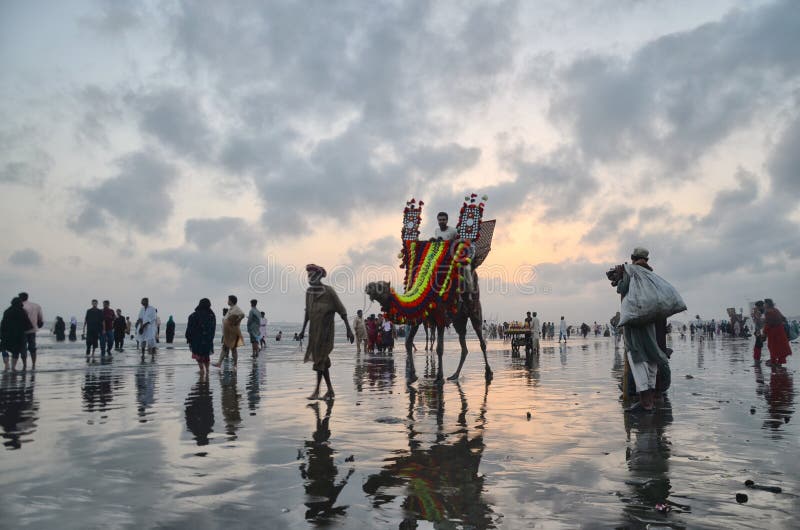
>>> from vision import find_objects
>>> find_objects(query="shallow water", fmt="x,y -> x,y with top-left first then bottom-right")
1,330 -> 797,529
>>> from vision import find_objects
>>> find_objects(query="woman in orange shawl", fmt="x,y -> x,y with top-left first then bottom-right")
763,298 -> 792,366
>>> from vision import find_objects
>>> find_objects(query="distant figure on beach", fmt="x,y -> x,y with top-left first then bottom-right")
113,309 -> 126,352
215,295 -> 244,369
53,316 -> 66,342
298,264 -> 354,401
1,297 -> 33,370
83,299 -> 103,357
559,317 -> 567,343
19,292 -> 43,370
763,298 -> 792,366
126,316 -> 132,339
366,315 -> 378,353
165,315 -> 175,344
69,316 -> 78,341
259,311 -> 268,350
247,299 -> 261,358
136,297 -> 158,357
155,310 -> 161,343
101,300 -> 115,356
276,330 -> 283,341
530,312 -> 540,355
353,310 -> 367,354
186,298 -> 216,377
752,301 -> 765,361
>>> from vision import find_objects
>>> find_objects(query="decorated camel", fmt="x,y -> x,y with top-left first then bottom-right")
365,196 -> 495,383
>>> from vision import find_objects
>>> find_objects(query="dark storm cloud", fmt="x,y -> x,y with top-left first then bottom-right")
549,0 -> 800,175
152,216 -> 266,284
132,88 -> 215,161
74,85 -> 122,147
580,206 -> 635,244
484,146 -> 597,221
159,0 -> 517,236
80,0 -> 143,34
69,151 -> 177,235
345,236 -> 398,270
613,169 -> 800,283
767,111 -> 800,199
0,159 -> 50,186
0,128 -> 52,186
8,248 -> 42,267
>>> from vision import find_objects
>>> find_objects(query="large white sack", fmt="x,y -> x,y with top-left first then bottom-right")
619,263 -> 686,326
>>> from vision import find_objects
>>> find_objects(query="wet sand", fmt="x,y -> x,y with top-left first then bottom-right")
1,330 -> 797,529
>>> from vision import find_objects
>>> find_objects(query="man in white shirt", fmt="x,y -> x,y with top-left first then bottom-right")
531,311 -> 541,354
136,297 -> 158,356
431,212 -> 475,298
559,316 -> 568,343
432,211 -> 458,241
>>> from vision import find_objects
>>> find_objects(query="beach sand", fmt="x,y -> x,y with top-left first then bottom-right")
0,328 -> 797,528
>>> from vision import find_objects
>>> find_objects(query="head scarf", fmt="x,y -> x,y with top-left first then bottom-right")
196,298 -> 212,312
306,263 -> 327,278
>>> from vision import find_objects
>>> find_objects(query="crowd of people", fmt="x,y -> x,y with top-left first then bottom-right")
0,253 -> 795,409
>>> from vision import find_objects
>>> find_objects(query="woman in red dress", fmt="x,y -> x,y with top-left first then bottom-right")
763,298 -> 792,365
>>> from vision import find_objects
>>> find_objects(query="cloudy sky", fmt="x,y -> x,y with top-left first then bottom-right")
1,0 -> 798,324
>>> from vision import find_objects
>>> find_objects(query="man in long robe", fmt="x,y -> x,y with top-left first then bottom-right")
616,248 -> 671,413
215,295 -> 244,369
353,309 -> 367,354
298,264 -> 354,400
136,297 -> 158,357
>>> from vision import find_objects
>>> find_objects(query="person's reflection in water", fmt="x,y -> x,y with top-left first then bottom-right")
366,353 -> 396,392
759,365 -> 794,436
83,356 -> 123,414
0,371 -> 38,450
135,358 -> 157,423
560,342 -> 567,366
185,375 -> 214,446
299,400 -> 354,523
363,380 -> 495,528
219,370 -> 242,439
245,359 -> 264,416
621,398 -> 677,526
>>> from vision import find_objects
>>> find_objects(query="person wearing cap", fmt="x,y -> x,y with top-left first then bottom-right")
298,264 -> 354,400
615,247 -> 672,413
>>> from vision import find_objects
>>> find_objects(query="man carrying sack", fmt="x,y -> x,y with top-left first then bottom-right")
608,247 -> 686,413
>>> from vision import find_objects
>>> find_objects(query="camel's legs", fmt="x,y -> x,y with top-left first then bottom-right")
405,323 -> 419,383
435,325 -> 445,384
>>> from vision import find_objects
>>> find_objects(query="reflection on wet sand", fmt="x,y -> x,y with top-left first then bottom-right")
246,360 -> 265,416
354,352 -> 397,393
83,357 -> 124,416
135,360 -> 157,422
219,370 -> 242,439
0,371 -> 38,450
185,378 -> 214,446
363,381 -> 495,528
621,398 -> 679,526
300,400 -> 354,524
755,364 -> 795,436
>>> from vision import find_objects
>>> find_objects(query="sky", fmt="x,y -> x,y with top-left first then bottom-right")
1,0 -> 799,324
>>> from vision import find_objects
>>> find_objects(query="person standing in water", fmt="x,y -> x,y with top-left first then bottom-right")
298,264 -> 354,401
113,309 -> 127,352
165,315 -> 176,344
136,298 -> 158,358
215,295 -> 244,369
186,298 -> 216,377
247,299 -> 261,358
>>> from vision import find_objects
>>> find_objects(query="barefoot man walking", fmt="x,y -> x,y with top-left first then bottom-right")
298,264 -> 354,401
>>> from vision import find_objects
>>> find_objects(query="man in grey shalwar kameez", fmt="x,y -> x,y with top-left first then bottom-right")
298,264 -> 354,401
616,247 -> 671,412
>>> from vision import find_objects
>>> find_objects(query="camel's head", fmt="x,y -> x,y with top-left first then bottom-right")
365,281 -> 392,310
